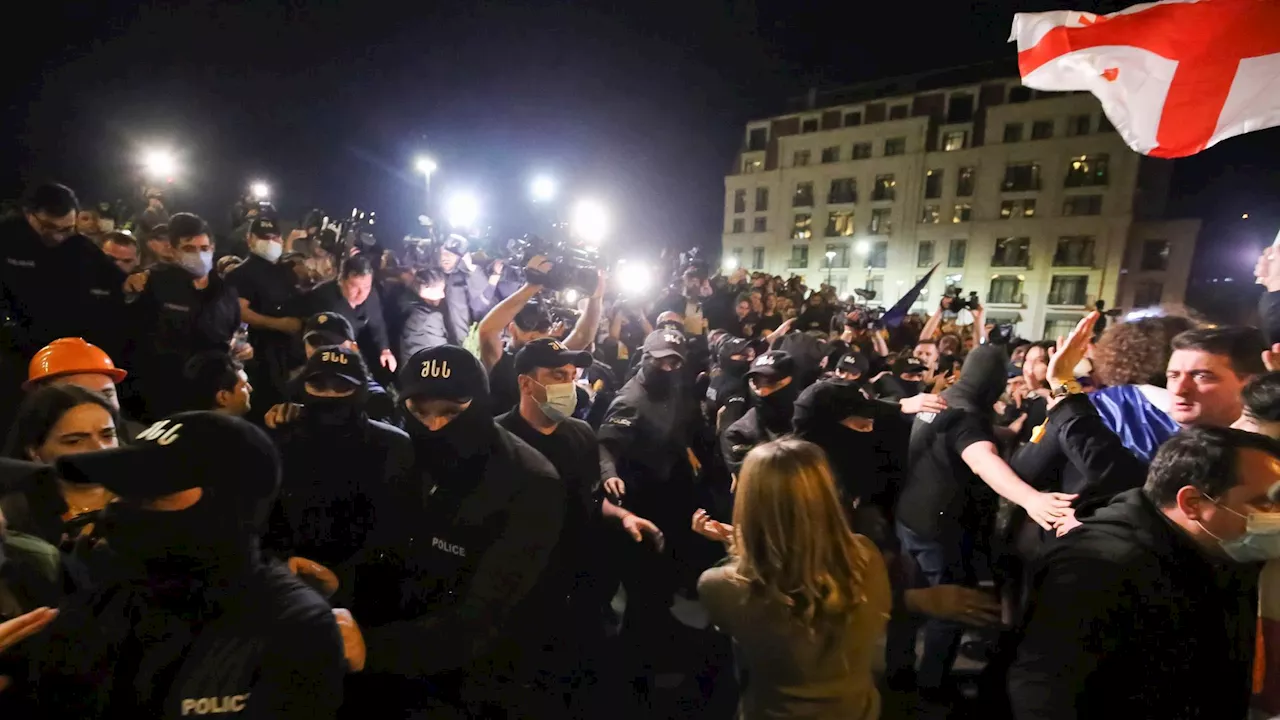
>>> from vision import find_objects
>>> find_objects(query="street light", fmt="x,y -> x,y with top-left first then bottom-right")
250,182 -> 270,201
444,191 -> 480,230
415,156 -> 438,215
141,148 -> 177,180
530,175 -> 557,203
570,199 -> 610,245
825,249 -> 837,285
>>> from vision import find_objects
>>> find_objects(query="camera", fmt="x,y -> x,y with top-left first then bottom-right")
844,304 -> 884,331
942,288 -> 980,312
505,233 -> 600,293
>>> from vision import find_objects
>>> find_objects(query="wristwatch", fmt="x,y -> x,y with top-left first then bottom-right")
1049,380 -> 1083,399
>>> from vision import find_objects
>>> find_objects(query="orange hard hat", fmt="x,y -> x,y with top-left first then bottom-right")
25,338 -> 128,390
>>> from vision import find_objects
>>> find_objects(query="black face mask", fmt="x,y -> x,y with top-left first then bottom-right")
99,492 -> 259,576
721,359 -> 750,378
303,391 -> 367,430
639,362 -> 683,399
754,381 -> 800,433
404,400 -> 496,474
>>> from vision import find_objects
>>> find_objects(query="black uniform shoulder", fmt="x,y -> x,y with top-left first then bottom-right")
724,407 -> 759,440
495,425 -> 560,483
366,417 -> 411,444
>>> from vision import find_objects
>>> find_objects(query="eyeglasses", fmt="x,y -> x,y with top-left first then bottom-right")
31,214 -> 75,238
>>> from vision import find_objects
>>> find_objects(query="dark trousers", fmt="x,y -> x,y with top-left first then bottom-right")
889,522 -> 976,690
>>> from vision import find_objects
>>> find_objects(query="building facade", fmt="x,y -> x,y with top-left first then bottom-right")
721,72 -> 1199,340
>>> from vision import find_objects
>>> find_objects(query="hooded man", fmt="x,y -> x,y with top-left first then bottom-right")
597,329 -> 703,656
721,351 -> 800,476
888,344 -> 1076,699
15,412 -> 345,718
266,346 -> 413,581
347,345 -> 569,717
705,336 -> 754,435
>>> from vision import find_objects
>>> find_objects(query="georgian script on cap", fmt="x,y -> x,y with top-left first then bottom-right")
755,354 -> 776,367
663,331 -> 683,345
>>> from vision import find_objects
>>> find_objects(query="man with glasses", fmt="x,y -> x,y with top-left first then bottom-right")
0,183 -> 126,362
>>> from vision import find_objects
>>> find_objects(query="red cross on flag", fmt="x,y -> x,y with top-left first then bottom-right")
1010,0 -> 1280,158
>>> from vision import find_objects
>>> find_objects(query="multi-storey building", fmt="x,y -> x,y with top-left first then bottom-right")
721,67 -> 1200,339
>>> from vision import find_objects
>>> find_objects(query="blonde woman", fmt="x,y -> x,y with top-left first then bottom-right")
698,438 -> 891,720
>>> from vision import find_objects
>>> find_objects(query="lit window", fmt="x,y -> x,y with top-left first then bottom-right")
792,213 -> 812,240
952,203 -> 972,223
943,131 -> 967,151
920,205 -> 940,224
825,211 -> 856,237
872,175 -> 896,202
869,208 -> 892,235
1065,154 -> 1110,188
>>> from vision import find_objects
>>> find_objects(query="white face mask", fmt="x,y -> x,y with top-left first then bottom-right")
252,239 -> 283,263
177,250 -> 213,278
1200,497 -> 1280,563
534,379 -> 578,424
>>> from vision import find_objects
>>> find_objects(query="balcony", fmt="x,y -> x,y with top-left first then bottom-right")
991,255 -> 1033,269
986,292 -> 1027,307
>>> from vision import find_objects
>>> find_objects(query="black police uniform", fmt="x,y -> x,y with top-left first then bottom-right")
226,253 -> 300,416
0,216 -> 126,361
720,352 -> 801,476
20,412 -> 345,719
348,347 -> 568,717
129,264 -> 241,420
597,330 -> 702,640
267,347 -> 414,577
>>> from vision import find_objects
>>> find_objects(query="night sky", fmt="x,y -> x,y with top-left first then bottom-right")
3,0 -> 1277,287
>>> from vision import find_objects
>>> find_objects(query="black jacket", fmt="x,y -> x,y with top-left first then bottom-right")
267,416 -> 414,574
298,280 -> 391,354
0,217 -> 125,360
1262,289 -> 1280,345
597,373 -> 701,500
1003,488 -> 1259,720
1011,394 -> 1148,512
349,425 -> 566,698
398,301 -> 449,366
721,407 -> 776,477
18,557 -> 345,719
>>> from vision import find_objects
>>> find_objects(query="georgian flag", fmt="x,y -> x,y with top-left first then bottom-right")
1009,0 -> 1280,158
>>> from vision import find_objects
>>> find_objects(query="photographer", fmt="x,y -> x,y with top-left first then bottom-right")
600,299 -> 653,382
653,264 -> 710,337
477,255 -> 602,415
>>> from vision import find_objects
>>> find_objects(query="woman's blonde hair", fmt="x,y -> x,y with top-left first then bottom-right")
731,437 -> 870,628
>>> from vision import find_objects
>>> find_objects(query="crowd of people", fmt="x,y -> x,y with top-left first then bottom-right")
1,180 -> 1280,719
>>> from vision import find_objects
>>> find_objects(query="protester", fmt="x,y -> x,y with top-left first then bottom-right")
396,267 -> 449,364
1165,326 -> 1265,429
1005,426 -> 1280,719
699,437 -> 891,720
1,385 -> 120,547
23,338 -> 128,414
180,351 -> 252,416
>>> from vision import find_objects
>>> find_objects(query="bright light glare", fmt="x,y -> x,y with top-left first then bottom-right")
825,250 -> 837,260
444,192 -> 481,229
563,289 -> 580,305
531,175 -> 557,202
617,262 -> 652,295
855,240 -> 871,256
250,182 -> 270,201
722,255 -> 739,271
142,149 -> 177,178
571,200 -> 610,244
415,157 -> 438,176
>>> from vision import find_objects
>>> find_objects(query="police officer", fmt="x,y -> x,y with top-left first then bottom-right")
347,345 -> 569,717
495,338 -> 663,712
266,346 -> 412,594
705,336 -> 754,435
227,215 -> 302,420
722,351 -> 800,476
597,329 -> 703,656
21,412 -> 346,718
0,183 -> 125,362
124,213 -> 241,420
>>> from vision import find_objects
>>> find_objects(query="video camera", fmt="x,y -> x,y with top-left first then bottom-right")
505,233 -> 600,293
942,287 -> 981,312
